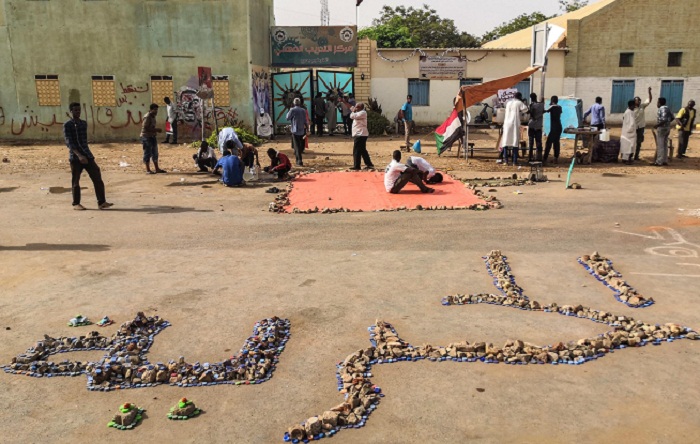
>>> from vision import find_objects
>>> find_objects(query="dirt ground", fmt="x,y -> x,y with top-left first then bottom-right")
1,129 -> 699,443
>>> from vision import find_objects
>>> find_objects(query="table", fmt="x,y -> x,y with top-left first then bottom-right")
564,128 -> 601,165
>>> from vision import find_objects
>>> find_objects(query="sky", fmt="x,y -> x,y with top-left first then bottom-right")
275,0 -> 602,36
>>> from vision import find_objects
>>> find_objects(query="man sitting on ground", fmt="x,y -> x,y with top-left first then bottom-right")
384,150 -> 434,194
240,143 -> 260,170
212,148 -> 244,187
407,156 -> 443,184
192,140 -> 217,172
264,148 -> 292,180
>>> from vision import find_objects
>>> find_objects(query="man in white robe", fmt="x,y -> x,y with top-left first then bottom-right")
256,109 -> 274,139
620,100 -> 637,165
499,92 -> 528,165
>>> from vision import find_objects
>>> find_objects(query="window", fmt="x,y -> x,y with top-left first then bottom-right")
212,75 -> 230,106
408,79 -> 430,106
660,80 -> 684,114
668,52 -> 683,67
611,80 -> 635,113
34,75 -> 61,106
91,75 -> 116,107
151,75 -> 174,106
619,52 -> 634,67
460,78 -> 483,87
515,78 -> 531,100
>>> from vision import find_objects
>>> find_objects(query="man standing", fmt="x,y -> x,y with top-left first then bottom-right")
313,92 -> 326,136
286,98 -> 308,166
499,92 -> 528,165
620,100 -> 637,165
543,95 -> 563,164
527,93 -> 544,161
340,96 -> 352,136
63,103 -> 113,210
140,103 -> 166,174
217,127 -> 243,154
399,95 -> 413,151
674,99 -> 696,159
384,150 -> 434,194
192,140 -> 217,172
212,149 -> 244,187
349,102 -> 374,170
652,97 -> 674,166
163,97 -> 178,144
583,97 -> 606,130
633,87 -> 652,160
325,94 -> 338,136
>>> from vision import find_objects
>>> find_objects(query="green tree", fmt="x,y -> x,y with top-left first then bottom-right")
358,4 -> 479,48
481,12 -> 552,43
559,0 -> 589,13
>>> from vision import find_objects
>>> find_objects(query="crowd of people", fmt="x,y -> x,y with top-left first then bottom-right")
497,88 -> 695,167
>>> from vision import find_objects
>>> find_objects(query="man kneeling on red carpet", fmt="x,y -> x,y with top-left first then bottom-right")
384,150 -> 435,194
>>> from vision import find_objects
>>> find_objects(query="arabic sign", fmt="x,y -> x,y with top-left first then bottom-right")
497,88 -> 519,106
271,26 -> 357,67
419,56 -> 466,80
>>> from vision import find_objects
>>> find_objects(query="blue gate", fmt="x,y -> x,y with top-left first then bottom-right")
271,70 -> 314,128
316,70 -> 354,125
515,78 -> 531,100
661,80 -> 684,114
611,80 -> 635,113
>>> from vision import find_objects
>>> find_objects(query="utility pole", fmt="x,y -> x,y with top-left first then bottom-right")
320,0 -> 330,26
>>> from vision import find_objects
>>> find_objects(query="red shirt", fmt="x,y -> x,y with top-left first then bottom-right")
271,153 -> 291,172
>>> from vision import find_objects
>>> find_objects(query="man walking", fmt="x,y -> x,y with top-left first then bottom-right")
584,97 -> 606,130
163,97 -> 178,144
286,98 -> 308,166
675,99 -> 696,159
633,87 -> 652,160
140,103 -> 166,174
527,93 -> 544,161
652,97 -> 674,166
399,95 -> 413,151
313,92 -> 326,136
63,102 -> 113,210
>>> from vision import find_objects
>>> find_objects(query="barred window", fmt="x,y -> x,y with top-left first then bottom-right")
212,75 -> 230,106
91,75 -> 116,107
35,75 -> 61,106
151,76 -> 174,106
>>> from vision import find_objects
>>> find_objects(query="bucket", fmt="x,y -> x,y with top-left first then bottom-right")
599,129 -> 610,142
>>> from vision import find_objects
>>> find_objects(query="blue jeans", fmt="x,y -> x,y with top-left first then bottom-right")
141,136 -> 158,163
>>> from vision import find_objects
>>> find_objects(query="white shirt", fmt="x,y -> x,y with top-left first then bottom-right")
500,99 -> 528,148
217,127 -> 243,153
634,99 -> 650,129
256,113 -> 273,137
409,156 -> 436,179
166,104 -> 177,123
384,159 -> 407,192
349,110 -> 369,137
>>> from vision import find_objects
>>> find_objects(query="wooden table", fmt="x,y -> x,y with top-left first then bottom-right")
564,128 -> 601,164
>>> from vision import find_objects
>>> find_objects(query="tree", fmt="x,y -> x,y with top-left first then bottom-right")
358,4 -> 480,48
481,12 -> 552,43
559,0 -> 589,13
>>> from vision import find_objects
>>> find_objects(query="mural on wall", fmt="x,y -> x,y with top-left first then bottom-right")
252,68 -> 271,116
177,85 -> 240,135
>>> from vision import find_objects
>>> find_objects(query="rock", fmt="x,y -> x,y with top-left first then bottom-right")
305,416 -> 322,436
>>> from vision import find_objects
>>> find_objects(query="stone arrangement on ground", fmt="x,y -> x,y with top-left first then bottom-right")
167,397 -> 201,420
107,403 -> 144,430
283,250 -> 698,442
3,312 -> 291,391
578,252 -> 654,307
461,175 -> 535,188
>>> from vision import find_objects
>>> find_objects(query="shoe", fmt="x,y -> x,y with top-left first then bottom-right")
155,169 -> 167,173
349,167 -> 361,171
98,202 -> 114,210
365,165 -> 375,169
421,187 -> 435,194
662,162 -> 669,166
73,204 -> 86,211
146,170 -> 156,174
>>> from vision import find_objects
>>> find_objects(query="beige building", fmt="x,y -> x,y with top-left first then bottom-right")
363,0 -> 700,125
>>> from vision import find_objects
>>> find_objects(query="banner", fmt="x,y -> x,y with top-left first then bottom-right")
419,56 -> 467,80
497,88 -> 518,106
271,26 -> 357,67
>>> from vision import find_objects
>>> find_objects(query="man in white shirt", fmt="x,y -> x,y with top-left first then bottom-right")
384,150 -> 434,194
633,87 -> 652,160
217,127 -> 244,154
406,156 -> 443,184
349,102 -> 374,170
256,109 -> 274,140
192,140 -> 217,172
163,97 -> 178,144
499,92 -> 528,165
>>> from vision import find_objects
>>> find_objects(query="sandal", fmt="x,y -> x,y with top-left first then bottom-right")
155,169 -> 167,174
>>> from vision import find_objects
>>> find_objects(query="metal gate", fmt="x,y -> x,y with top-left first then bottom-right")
271,70 -> 314,128
661,80 -> 684,114
611,80 -> 635,113
316,70 -> 354,123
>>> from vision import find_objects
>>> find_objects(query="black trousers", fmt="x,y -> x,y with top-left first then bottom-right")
165,120 -> 178,143
70,158 -> 106,206
528,128 -> 543,160
390,167 -> 428,194
291,134 -> 305,165
342,115 -> 352,135
678,130 -> 691,156
543,128 -> 562,162
314,116 -> 324,136
635,128 -> 645,159
352,136 -> 373,169
193,154 -> 217,171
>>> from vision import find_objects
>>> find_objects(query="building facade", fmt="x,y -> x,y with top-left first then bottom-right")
0,0 -> 273,140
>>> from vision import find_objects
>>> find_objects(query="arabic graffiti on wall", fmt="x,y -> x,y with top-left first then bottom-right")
177,87 -> 239,134
252,68 -> 271,115
271,26 -> 357,67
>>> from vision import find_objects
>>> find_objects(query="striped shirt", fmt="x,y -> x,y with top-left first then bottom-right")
63,119 -> 94,161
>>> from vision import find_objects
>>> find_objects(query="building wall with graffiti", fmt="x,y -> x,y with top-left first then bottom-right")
0,0 -> 274,141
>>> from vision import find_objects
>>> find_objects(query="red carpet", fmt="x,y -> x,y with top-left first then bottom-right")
284,172 -> 486,212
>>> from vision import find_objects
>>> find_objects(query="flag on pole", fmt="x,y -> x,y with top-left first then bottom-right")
434,110 -> 464,155
356,0 -> 363,6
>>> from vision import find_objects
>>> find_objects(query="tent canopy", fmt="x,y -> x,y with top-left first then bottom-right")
454,66 -> 541,113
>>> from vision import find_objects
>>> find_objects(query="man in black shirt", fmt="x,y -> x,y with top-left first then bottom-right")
543,96 -> 563,164
63,102 -> 113,210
